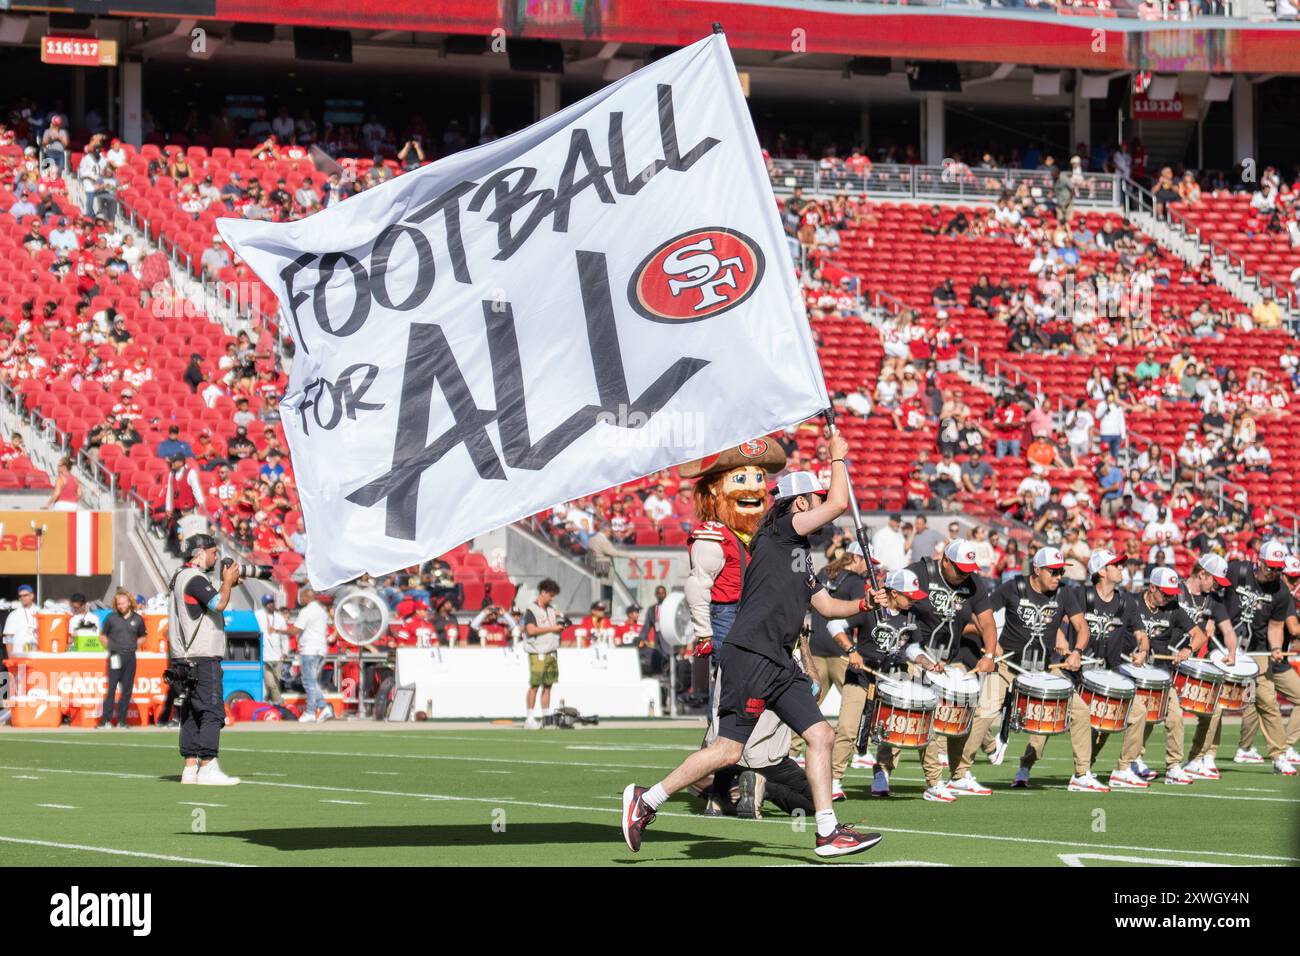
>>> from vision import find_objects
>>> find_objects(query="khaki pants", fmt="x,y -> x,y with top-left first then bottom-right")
789,655 -> 868,780
1246,666 -> 1300,759
1022,693 -> 1094,778
1188,708 -> 1223,761
1090,697 -> 1147,774
1139,686 -> 1185,769
263,661 -> 283,705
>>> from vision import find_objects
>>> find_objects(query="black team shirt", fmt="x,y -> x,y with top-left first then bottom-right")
1078,586 -> 1143,669
1133,592 -> 1196,658
725,510 -> 824,664
906,558 -> 990,667
1219,561 -> 1295,672
990,577 -> 1081,670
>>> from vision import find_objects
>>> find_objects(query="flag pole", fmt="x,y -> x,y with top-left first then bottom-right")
822,408 -> 879,590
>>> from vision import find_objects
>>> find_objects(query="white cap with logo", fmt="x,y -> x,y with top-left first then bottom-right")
772,471 -> 826,501
1087,549 -> 1124,577
1032,546 -> 1065,570
845,541 -> 882,565
1285,555 -> 1300,578
1196,553 -> 1230,586
1259,539 -> 1290,568
944,539 -> 980,573
1149,566 -> 1182,596
884,568 -> 927,600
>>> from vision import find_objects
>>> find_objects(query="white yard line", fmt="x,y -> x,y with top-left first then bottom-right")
36,803 -> 77,809
0,834 -> 252,867
2,762 -> 1293,864
320,799 -> 368,805
178,802 -> 226,808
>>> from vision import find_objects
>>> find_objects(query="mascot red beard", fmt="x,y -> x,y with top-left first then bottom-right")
678,437 -> 787,659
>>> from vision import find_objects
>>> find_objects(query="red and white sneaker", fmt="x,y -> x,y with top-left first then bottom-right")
1068,773 -> 1110,793
620,784 -> 657,853
923,784 -> 956,803
1185,757 -> 1220,780
1108,769 -> 1150,790
1274,757 -> 1297,777
1234,747 -> 1265,765
851,752 -> 876,770
814,823 -> 883,858
1163,765 -> 1194,786
830,778 -> 846,802
947,773 -> 992,796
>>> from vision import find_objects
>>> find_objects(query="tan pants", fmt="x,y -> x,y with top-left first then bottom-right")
1188,708 -> 1223,761
1244,666 -> 1300,759
1139,686 -> 1185,770
1022,693 -> 1094,778
789,655 -> 869,780
1090,696 -> 1147,774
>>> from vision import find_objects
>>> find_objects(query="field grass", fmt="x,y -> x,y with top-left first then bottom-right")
0,721 -> 1297,867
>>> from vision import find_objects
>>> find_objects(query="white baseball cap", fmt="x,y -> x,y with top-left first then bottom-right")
1196,553 -> 1230,586
772,471 -> 826,501
1087,549 -> 1124,576
1284,555 -> 1300,578
1149,566 -> 1181,596
1259,540 -> 1289,569
845,541 -> 882,564
1031,464 -> 1046,476
1032,546 -> 1065,570
884,568 -> 927,601
944,539 -> 980,573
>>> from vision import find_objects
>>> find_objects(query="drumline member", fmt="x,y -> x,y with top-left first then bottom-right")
1224,541 -> 1300,775
1131,567 -> 1208,785
993,547 -> 1098,793
856,569 -> 948,800
870,539 -> 998,799
1182,554 -> 1240,780
1275,556 -> 1300,765
1075,549 -> 1151,790
794,541 -> 879,800
621,435 -> 890,858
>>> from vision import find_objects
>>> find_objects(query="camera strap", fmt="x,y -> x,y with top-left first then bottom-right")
169,566 -> 206,657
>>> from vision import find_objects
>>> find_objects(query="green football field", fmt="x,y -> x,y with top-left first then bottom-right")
0,722 -> 1296,867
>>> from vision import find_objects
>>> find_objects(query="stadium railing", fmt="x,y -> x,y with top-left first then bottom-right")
770,159 -> 1120,207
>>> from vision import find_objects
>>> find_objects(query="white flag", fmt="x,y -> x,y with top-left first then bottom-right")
218,33 -> 827,589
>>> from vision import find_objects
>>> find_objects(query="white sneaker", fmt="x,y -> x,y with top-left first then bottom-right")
923,783 -> 956,803
523,716 -> 541,730
317,707 -> 334,722
988,738 -> 1008,767
1164,765 -> 1194,786
1234,747 -> 1264,764
850,752 -> 876,770
1068,772 -> 1110,793
1108,768 -> 1149,790
1274,757 -> 1297,777
937,751 -> 949,768
180,765 -> 198,785
1131,758 -> 1158,782
831,778 -> 846,802
1012,766 -> 1030,788
298,712 -> 316,723
1204,753 -> 1219,774
196,760 -> 240,786
1284,747 -> 1300,764
1184,758 -> 1220,781
870,769 -> 890,797
947,772 -> 992,796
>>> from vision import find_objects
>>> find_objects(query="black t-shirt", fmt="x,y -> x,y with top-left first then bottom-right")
937,416 -> 961,451
1078,587 -> 1143,669
990,577 -> 1080,669
1132,592 -> 1196,657
809,569 -> 868,658
1221,561 -> 1294,662
907,558 -> 990,667
725,511 -> 824,664
101,611 -> 147,655
1177,584 -> 1217,635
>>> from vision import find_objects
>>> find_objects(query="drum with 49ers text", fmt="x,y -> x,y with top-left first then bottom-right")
1119,663 -> 1171,723
923,668 -> 979,737
1210,650 -> 1259,714
1173,658 -> 1224,716
1081,670 -> 1136,732
870,679 -> 936,749
1009,671 -> 1073,736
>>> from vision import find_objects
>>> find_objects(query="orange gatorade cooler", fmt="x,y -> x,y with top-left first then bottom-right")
143,612 -> 168,653
11,695 -> 63,728
37,612 -> 70,652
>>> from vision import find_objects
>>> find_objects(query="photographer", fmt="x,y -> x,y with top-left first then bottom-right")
398,135 -> 425,173
170,534 -> 241,786
522,579 -> 567,730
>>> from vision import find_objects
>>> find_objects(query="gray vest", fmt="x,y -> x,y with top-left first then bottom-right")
169,566 -> 227,659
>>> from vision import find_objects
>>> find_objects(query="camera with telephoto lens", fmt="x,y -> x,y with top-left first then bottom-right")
543,706 -> 599,729
556,613 -> 575,628
221,556 -> 273,580
163,660 -> 197,707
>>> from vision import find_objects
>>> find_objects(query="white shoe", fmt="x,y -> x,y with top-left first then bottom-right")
1131,758 -> 1158,782
1284,747 -> 1300,764
937,751 -> 949,768
947,772 -> 992,796
523,716 -> 541,730
793,754 -> 806,768
988,738 -> 1008,767
1108,769 -> 1150,790
831,778 -> 846,802
1184,758 -> 1220,780
870,769 -> 890,797
1164,765 -> 1194,786
298,712 -> 316,723
180,765 -> 198,785
923,783 -> 956,803
850,752 -> 875,770
1234,747 -> 1264,764
196,760 -> 240,786
1068,772 -> 1110,793
317,707 -> 334,722
1204,753 -> 1218,772
1012,766 -> 1030,788
1274,757 -> 1297,777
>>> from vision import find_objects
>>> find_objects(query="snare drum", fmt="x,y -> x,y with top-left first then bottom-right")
1081,670 -> 1136,732
1009,672 -> 1074,736
1210,650 -> 1260,714
871,679 -> 936,749
1173,658 -> 1224,716
924,669 -> 980,737
1119,664 -> 1172,723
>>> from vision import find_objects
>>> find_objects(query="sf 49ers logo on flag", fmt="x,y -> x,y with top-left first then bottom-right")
629,227 -> 765,322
